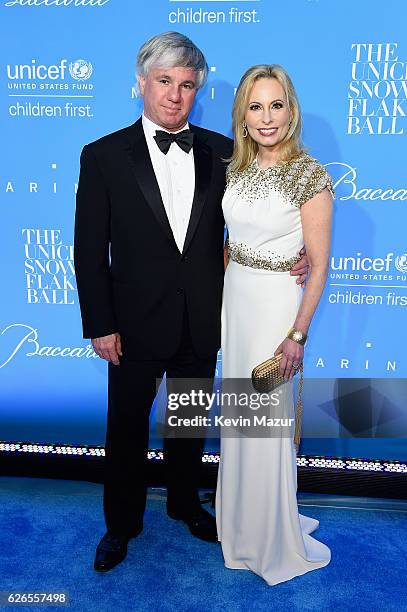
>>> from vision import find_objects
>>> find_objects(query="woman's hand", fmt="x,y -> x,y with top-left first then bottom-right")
274,338 -> 304,380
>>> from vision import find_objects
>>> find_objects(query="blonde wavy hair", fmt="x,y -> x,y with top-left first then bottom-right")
228,64 -> 304,173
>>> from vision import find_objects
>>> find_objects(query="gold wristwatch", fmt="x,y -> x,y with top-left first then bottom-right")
287,327 -> 307,345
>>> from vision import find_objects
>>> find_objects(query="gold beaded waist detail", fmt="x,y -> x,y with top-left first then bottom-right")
228,240 -> 301,272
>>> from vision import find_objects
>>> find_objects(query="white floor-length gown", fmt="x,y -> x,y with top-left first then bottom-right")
215,152 -> 334,586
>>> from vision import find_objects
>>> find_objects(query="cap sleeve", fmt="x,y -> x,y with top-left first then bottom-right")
297,159 -> 335,207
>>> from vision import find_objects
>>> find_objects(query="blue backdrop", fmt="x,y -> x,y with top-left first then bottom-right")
1,0 -> 406,460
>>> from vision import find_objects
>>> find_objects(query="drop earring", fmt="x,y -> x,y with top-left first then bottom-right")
242,121 -> 248,138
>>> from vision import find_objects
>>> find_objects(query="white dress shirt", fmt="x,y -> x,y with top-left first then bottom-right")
142,113 -> 195,253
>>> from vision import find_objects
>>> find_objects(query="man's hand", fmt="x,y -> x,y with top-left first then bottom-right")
290,246 -> 309,288
92,332 -> 122,365
223,241 -> 229,270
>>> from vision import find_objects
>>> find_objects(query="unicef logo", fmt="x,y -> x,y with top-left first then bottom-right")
69,60 -> 93,81
395,254 -> 407,273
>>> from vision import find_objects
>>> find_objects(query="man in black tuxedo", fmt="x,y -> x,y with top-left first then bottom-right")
74,31 -> 307,572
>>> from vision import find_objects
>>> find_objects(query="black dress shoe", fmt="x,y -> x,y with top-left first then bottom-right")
94,527 -> 142,572
167,507 -> 218,543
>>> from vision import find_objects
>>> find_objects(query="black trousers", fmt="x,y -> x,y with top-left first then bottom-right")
103,304 -> 217,536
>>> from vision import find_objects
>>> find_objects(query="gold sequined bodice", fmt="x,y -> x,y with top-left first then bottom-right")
226,152 -> 334,207
222,152 -> 334,272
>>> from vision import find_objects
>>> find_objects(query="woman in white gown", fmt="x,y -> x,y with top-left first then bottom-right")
215,65 -> 334,586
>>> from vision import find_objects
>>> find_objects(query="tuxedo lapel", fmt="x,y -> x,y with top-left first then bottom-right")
182,126 -> 212,255
124,119 -> 213,255
124,118 -> 176,247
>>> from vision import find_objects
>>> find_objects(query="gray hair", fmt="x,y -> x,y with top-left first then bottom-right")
136,31 -> 208,89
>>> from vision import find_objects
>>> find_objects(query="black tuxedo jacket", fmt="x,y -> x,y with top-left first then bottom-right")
74,118 -> 233,359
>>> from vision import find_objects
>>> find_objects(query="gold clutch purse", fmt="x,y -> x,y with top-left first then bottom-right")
252,353 -> 302,393
251,353 -> 303,447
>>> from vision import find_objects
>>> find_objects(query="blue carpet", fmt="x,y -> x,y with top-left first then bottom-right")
0,477 -> 406,612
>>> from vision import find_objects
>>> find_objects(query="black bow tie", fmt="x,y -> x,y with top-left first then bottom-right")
154,129 -> 194,154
